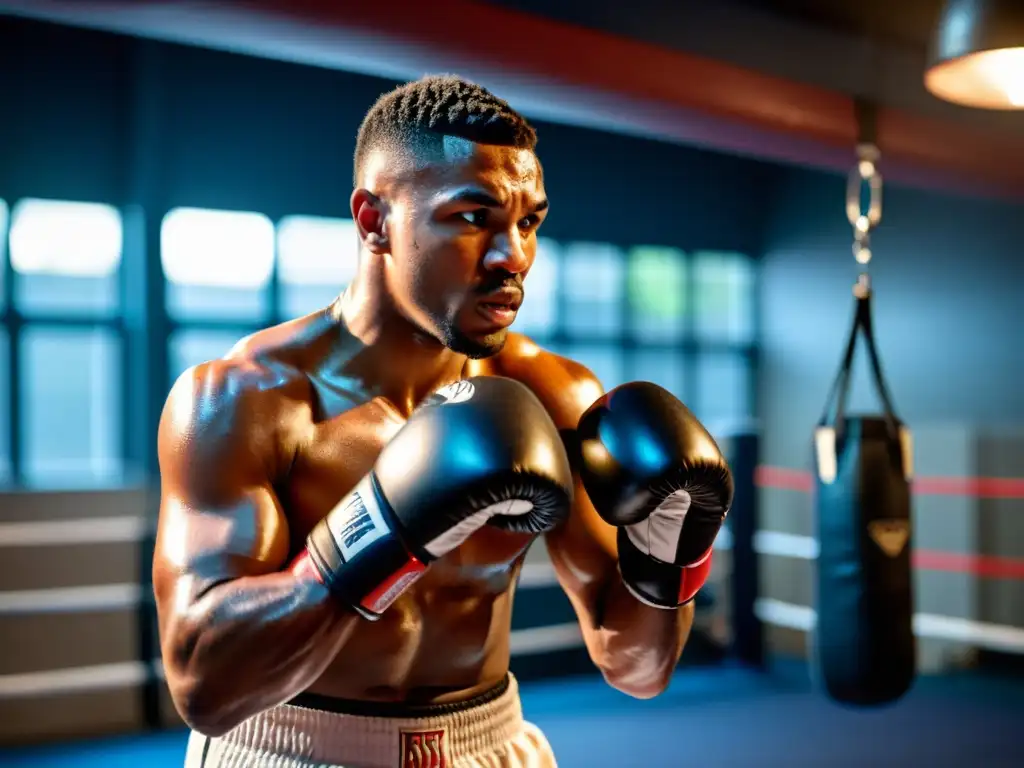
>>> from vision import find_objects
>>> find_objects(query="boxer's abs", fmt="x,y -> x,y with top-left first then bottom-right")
304,573 -> 520,703
281,406 -> 535,705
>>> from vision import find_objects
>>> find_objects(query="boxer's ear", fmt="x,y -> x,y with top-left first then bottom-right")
351,189 -> 389,254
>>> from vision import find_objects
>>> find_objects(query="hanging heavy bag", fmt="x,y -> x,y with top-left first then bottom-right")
812,277 -> 915,707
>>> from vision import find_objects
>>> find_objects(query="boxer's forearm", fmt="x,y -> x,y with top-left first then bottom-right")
163,572 -> 358,736
591,576 -> 694,698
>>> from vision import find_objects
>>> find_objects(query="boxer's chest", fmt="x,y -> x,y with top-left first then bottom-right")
283,397 -> 403,542
282,394 -> 533,577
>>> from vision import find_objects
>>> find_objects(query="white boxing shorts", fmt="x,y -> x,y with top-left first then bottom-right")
183,673 -> 556,768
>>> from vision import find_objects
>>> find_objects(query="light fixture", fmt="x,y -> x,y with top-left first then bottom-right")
925,0 -> 1024,110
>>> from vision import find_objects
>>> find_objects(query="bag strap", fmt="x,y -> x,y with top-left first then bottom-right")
819,281 -> 900,439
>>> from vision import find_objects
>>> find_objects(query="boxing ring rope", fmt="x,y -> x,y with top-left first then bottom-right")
753,443 -> 1024,662
758,466 -> 1024,499
4,428 -> 1024,712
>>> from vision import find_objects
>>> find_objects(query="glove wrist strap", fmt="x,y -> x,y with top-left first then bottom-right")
617,528 -> 713,609
306,474 -> 428,620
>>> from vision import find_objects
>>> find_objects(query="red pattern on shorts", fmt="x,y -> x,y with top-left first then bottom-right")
399,727 -> 449,768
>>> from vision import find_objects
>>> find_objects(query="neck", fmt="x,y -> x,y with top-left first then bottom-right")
333,266 -> 466,415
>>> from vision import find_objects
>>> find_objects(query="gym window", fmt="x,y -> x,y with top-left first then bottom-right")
19,326 -> 122,487
528,242 -> 755,429
3,197 -> 127,488
628,246 -> 687,342
695,351 -> 752,429
0,198 -> 7,314
0,328 -> 9,485
161,206 -> 275,322
633,348 -> 688,403
9,198 -> 123,316
693,251 -> 756,345
512,237 -> 559,338
0,193 -> 759,488
167,329 -> 248,385
562,242 -> 625,340
276,215 -> 358,320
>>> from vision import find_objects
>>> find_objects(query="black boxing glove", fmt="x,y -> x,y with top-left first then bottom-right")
576,382 -> 733,609
291,376 -> 573,620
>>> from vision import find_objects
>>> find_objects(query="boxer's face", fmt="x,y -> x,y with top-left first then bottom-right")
386,138 -> 548,358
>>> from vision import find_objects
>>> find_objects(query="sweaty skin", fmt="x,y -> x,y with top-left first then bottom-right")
154,141 -> 694,738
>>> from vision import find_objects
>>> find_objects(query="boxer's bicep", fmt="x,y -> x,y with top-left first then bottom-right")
502,341 -> 624,640
154,361 -> 292,621
543,474 -> 619,628
519,354 -> 618,632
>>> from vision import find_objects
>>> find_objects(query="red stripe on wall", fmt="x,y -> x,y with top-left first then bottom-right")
913,476 -> 1024,499
913,551 -> 1024,580
756,466 -> 1024,499
755,466 -> 813,493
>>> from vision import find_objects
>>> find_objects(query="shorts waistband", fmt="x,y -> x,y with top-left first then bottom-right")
189,673 -> 525,767
285,673 -> 511,718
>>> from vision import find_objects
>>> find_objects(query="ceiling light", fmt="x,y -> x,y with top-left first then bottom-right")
925,0 -> 1024,110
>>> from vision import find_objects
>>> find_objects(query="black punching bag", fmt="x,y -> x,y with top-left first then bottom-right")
812,278 -> 915,707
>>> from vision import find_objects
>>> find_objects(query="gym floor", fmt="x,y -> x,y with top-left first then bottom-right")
4,661 -> 1023,767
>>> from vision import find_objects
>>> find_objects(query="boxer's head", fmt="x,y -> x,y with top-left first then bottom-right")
351,75 -> 547,359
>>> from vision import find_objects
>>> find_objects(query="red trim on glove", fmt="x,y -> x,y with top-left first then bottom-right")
678,548 -> 714,605
289,549 -> 324,584
289,547 -> 428,614
360,554 -> 428,614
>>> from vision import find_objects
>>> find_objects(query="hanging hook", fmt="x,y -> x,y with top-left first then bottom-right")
846,99 -> 883,292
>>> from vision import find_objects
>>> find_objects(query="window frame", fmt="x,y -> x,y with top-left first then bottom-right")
161,206 -> 278,324
0,197 -> 131,488
17,322 -> 126,488
0,195 -> 761,489
555,242 -> 758,426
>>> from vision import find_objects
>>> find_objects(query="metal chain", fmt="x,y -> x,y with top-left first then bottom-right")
845,142 -> 882,297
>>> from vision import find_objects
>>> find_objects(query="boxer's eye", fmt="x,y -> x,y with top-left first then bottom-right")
518,214 -> 540,230
459,209 -> 489,227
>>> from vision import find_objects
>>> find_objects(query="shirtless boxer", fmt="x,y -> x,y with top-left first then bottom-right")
154,75 -> 733,768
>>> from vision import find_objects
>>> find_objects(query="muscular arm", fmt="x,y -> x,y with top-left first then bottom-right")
154,360 -> 359,736
547,480 -> 694,700
500,340 -> 692,698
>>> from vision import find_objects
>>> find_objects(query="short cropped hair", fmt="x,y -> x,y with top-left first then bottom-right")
353,75 -> 537,185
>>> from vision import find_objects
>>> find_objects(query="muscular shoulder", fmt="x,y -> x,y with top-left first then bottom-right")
226,309 -> 335,367
164,354 -> 308,427
163,310 -> 334,436
159,350 -> 313,490
485,333 -> 604,430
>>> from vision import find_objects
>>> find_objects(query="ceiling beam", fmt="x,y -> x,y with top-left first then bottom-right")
1,0 -> 1023,199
